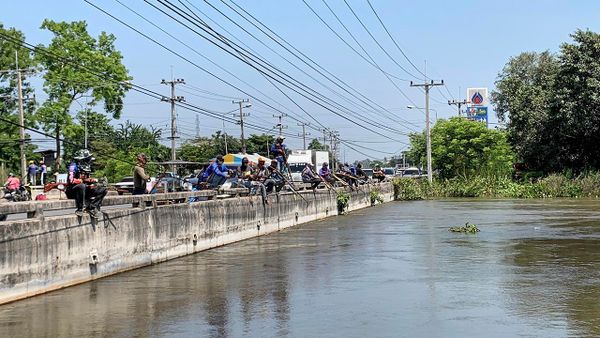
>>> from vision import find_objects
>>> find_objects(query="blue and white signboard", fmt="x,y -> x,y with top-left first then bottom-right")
466,106 -> 488,124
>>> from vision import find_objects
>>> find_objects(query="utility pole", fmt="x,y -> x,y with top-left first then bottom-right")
195,115 -> 200,137
448,99 -> 469,117
15,51 -> 26,183
410,79 -> 444,183
161,77 -> 185,173
233,99 -> 250,153
273,113 -> 287,137
297,122 -> 310,149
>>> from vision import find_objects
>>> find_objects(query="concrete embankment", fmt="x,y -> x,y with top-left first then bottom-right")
0,182 -> 393,304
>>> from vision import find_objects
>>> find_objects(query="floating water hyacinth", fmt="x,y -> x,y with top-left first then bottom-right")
449,222 -> 480,233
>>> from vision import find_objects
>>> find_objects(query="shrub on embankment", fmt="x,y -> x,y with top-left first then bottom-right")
393,172 -> 600,200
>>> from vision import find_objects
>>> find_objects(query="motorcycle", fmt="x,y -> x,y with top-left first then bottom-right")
3,184 -> 32,202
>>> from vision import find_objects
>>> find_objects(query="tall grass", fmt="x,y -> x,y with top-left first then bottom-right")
393,173 -> 600,200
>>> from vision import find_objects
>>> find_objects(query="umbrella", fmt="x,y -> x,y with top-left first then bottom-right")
223,153 -> 269,166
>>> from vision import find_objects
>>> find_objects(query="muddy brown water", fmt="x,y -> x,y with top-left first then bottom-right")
1,199 -> 599,337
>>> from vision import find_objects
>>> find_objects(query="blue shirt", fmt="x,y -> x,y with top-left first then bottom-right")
202,162 -> 229,179
270,143 -> 287,162
28,164 -> 38,175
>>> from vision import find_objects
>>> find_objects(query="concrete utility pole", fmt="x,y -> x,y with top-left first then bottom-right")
161,77 -> 185,173
15,51 -> 26,183
195,115 -> 200,137
273,113 -> 287,137
410,79 -> 444,183
297,122 -> 310,149
233,99 -> 250,153
448,99 -> 469,117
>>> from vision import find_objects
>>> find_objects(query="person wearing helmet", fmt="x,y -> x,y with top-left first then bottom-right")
133,153 -> 150,195
4,173 -> 20,193
270,136 -> 288,172
27,160 -> 38,186
66,150 -> 106,218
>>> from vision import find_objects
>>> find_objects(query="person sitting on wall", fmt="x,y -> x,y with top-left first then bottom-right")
65,150 -> 107,218
202,155 -> 229,188
302,163 -> 321,190
318,162 -> 335,183
133,153 -> 150,195
265,159 -> 286,194
355,163 -> 368,183
238,157 -> 269,205
373,165 -> 386,182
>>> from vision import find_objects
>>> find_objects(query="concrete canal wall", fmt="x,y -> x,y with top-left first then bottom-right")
0,182 -> 393,304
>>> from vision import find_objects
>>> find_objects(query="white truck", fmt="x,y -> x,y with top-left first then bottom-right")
312,150 -> 330,170
287,150 -> 313,182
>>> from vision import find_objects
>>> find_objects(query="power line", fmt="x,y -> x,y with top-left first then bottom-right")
142,0 -> 408,141
223,0 -> 422,130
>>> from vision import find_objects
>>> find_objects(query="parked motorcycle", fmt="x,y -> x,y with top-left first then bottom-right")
3,184 -> 32,202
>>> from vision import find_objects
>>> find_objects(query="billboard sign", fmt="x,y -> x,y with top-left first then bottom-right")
466,106 -> 488,123
467,88 -> 488,106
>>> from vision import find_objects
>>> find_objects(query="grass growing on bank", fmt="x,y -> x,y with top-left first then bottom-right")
393,172 -> 600,200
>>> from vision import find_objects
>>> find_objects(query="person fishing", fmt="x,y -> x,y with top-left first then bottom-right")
270,136 -> 288,173
336,162 -> 357,188
355,163 -> 368,182
133,153 -> 150,195
319,162 -> 335,183
238,157 -> 269,205
65,150 -> 107,218
373,165 -> 386,182
265,159 -> 285,193
202,155 -> 229,188
302,163 -> 321,190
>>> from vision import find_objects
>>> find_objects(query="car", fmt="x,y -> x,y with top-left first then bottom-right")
363,168 -> 373,177
114,176 -> 134,195
401,167 -> 426,178
383,167 -> 395,179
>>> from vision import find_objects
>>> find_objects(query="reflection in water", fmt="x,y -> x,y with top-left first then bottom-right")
0,199 -> 599,337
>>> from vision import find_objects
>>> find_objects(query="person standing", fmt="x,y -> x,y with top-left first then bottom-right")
40,162 -> 47,186
133,153 -> 150,195
27,161 -> 38,186
270,136 -> 288,172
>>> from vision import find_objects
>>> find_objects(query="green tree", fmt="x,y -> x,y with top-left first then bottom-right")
246,133 -> 273,156
491,51 -> 559,171
308,138 -> 326,150
405,132 -> 425,168
407,118 -> 514,179
35,20 -> 131,170
0,23 -> 38,175
178,137 -> 215,163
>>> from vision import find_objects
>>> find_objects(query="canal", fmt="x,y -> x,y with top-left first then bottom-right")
1,199 -> 599,337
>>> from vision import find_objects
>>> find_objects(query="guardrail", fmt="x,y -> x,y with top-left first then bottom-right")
0,183 -> 326,222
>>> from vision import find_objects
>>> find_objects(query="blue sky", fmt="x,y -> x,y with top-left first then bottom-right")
2,0 -> 600,161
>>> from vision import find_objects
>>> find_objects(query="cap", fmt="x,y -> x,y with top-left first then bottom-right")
258,158 -> 266,163
276,136 -> 285,141
74,149 -> 93,160
216,155 -> 224,162
242,157 -> 249,163
8,172 -> 14,177
323,162 -> 328,166
29,161 -> 34,164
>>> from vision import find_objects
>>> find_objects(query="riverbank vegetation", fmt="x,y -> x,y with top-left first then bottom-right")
394,173 -> 600,200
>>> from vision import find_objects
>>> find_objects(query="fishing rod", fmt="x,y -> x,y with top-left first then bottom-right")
273,168 -> 310,204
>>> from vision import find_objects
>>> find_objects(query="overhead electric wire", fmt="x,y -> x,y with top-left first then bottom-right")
110,0 -> 315,133
341,0 -> 421,80
143,0 -> 407,140
160,0 -> 411,136
365,0 -> 426,78
192,0 -> 414,132
302,0 -> 424,116
222,0 -> 422,129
